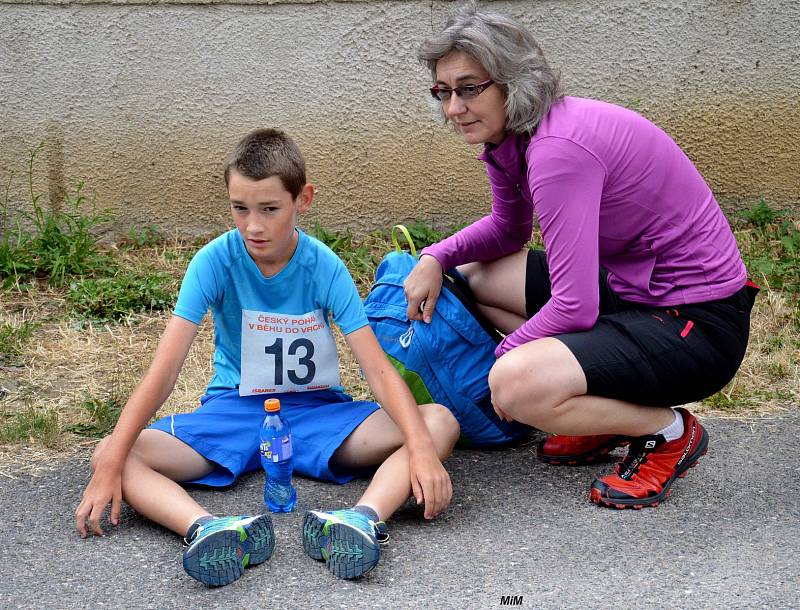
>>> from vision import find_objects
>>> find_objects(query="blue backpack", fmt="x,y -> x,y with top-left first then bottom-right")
364,227 -> 530,448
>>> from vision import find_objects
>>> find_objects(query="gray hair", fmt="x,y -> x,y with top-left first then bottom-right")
418,1 -> 563,135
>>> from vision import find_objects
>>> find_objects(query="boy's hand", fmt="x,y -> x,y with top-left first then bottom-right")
75,465 -> 123,538
404,255 -> 443,324
409,447 -> 453,519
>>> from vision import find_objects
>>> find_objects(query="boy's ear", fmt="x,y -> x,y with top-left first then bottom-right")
296,183 -> 315,214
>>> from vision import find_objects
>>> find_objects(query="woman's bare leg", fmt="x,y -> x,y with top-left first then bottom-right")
488,337 -> 674,435
457,249 -> 529,333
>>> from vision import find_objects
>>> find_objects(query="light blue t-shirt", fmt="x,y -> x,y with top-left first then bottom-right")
174,228 -> 368,397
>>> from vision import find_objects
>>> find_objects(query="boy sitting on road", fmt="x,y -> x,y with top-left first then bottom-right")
75,128 -> 459,586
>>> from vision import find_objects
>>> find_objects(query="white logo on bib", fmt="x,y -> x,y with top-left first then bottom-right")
239,308 -> 340,395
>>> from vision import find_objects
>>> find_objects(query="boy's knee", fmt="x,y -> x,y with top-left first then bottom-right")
128,429 -> 176,469
422,403 -> 460,447
90,437 -> 111,471
91,430 -> 160,472
91,435 -> 147,473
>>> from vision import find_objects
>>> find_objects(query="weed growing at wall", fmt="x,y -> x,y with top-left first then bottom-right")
735,200 -> 800,300
308,221 -> 387,288
1,143 -> 178,323
404,219 -> 445,248
120,224 -> 167,250
1,143 -> 114,288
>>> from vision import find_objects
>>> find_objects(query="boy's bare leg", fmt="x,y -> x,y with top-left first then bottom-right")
330,404 -> 460,521
92,429 -> 215,536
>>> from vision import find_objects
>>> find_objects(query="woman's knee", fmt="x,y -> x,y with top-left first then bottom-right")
455,261 -> 484,284
420,403 -> 460,452
488,356 -> 539,421
488,340 -> 585,424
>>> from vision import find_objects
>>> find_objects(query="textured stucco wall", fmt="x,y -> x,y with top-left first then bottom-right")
1,0 -> 798,238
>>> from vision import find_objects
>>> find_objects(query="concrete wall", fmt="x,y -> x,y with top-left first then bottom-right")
1,0 -> 798,238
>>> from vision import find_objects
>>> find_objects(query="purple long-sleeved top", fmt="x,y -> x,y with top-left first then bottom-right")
422,96 -> 747,357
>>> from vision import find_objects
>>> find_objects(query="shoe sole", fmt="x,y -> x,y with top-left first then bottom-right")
302,511 -> 326,561
590,424 -> 709,510
538,436 -> 629,466
183,515 -> 275,586
302,511 -> 380,579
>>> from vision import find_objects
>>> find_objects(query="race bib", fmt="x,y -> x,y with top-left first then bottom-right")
239,309 -> 340,395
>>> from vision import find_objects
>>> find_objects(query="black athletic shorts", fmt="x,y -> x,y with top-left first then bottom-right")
524,249 -> 758,407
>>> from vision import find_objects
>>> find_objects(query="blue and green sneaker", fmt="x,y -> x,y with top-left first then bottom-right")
182,514 -> 275,587
302,509 -> 389,579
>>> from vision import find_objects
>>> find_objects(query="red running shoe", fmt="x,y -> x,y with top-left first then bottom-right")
537,434 -> 629,466
589,408 -> 709,509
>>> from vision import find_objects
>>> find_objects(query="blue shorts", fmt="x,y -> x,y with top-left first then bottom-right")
149,389 -> 381,487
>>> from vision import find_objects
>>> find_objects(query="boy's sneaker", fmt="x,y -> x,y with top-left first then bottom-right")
302,509 -> 389,579
182,514 -> 274,586
589,408 -> 709,509
537,434 -> 629,465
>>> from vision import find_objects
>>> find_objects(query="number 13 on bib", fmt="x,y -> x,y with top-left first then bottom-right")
239,309 -> 341,395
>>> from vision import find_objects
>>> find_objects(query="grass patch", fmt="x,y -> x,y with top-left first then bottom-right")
0,405 -> 60,447
67,270 -> 177,323
66,389 -> 124,438
700,200 -> 799,410
0,320 -> 38,364
120,224 -> 167,250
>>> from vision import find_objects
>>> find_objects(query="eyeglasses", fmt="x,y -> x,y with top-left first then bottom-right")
429,79 -> 495,102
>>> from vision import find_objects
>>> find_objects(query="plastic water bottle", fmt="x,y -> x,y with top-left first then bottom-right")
259,398 -> 297,513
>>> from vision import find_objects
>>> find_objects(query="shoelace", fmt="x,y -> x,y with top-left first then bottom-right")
332,511 -> 390,544
616,436 -> 664,480
371,520 -> 390,544
616,452 -> 649,480
183,516 -> 244,546
615,435 -> 690,488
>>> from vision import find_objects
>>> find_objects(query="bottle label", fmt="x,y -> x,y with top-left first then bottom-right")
260,435 -> 293,462
240,308 -> 341,395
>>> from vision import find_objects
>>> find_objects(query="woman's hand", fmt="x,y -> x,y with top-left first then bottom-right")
408,446 -> 453,519
404,255 -> 444,323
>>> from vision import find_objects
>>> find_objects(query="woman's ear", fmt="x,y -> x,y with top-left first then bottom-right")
296,183 -> 315,214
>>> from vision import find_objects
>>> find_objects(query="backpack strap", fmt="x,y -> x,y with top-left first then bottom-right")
391,224 -> 417,257
389,223 -> 503,343
443,271 -> 505,344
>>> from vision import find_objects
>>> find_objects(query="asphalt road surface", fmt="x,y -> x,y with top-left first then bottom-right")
1,412 -> 797,609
